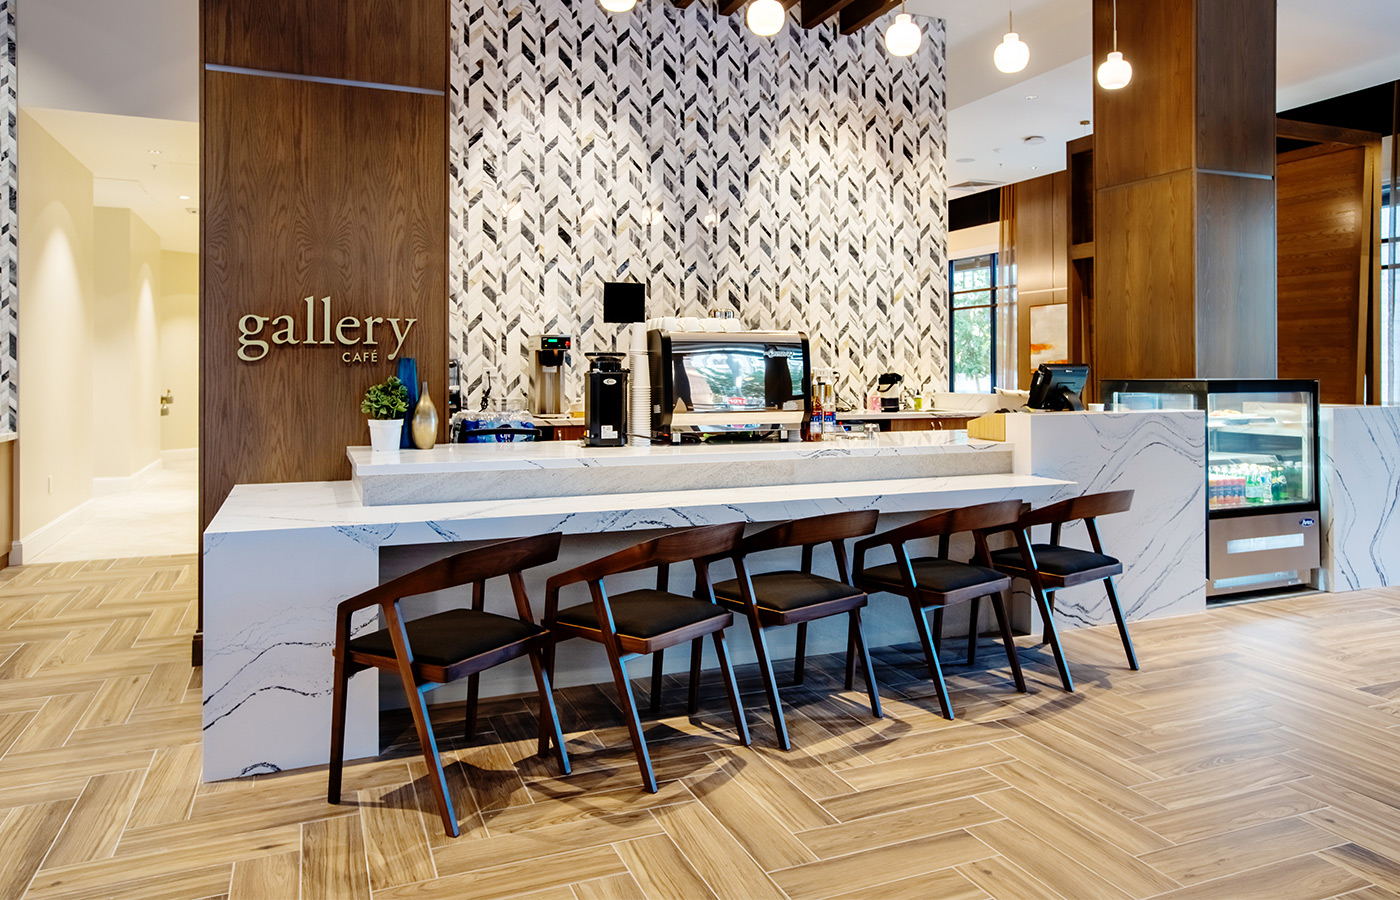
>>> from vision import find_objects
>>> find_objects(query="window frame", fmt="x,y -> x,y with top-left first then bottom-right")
947,253 -> 998,393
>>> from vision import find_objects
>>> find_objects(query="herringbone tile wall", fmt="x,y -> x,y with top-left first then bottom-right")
1,0 -> 16,434
449,0 -> 949,407
5,555 -> 1400,899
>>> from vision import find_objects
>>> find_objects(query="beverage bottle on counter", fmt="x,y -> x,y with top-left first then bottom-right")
810,380 -> 824,441
823,382 -> 836,436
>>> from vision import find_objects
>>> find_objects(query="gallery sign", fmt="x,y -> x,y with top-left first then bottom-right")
237,297 -> 418,364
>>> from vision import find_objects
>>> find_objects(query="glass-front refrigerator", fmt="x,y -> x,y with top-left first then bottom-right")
1100,379 -> 1321,599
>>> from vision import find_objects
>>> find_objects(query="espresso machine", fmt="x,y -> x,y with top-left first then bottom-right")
584,352 -> 628,447
527,334 -> 571,415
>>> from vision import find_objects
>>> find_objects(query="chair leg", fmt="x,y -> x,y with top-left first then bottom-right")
327,657 -> 349,805
687,638 -> 703,715
464,673 -> 480,740
1029,581 -> 1074,692
650,649 -> 665,716
844,615 -> 858,691
794,622 -> 809,685
932,607 -> 945,655
405,681 -> 458,838
965,596 -> 982,665
989,592 -> 1027,693
1042,590 -> 1057,645
711,630 -> 751,747
527,650 -> 571,774
1103,576 -> 1140,670
603,646 -> 657,793
911,602 -> 954,720
744,615 -> 790,750
850,608 -> 883,719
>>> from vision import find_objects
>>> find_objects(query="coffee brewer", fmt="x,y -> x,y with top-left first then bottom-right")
584,352 -> 628,447
527,334 -> 571,415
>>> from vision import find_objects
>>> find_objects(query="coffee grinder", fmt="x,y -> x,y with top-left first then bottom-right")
527,334 -> 571,415
584,352 -> 628,447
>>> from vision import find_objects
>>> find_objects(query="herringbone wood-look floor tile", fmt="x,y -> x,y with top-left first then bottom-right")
3,556 -> 1400,899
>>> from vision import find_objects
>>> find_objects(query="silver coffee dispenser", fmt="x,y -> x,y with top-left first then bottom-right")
527,334 -> 571,415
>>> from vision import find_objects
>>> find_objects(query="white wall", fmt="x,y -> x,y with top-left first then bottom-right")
159,251 -> 198,452
17,0 -> 198,122
17,111 -> 95,541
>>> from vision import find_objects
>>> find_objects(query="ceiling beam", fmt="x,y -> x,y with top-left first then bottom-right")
717,0 -> 745,15
800,0 -> 858,29
838,0 -> 900,35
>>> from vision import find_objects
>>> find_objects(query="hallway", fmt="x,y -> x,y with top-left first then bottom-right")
28,457 -> 198,563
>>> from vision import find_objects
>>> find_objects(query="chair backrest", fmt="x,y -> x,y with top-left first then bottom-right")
739,510 -> 879,556
1018,490 -> 1134,529
384,533 -> 562,601
873,499 -> 1024,548
545,522 -> 747,594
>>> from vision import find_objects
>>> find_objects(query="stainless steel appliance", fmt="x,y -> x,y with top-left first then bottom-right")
527,334 -> 571,415
1101,379 -> 1321,597
648,330 -> 811,438
584,352 -> 628,447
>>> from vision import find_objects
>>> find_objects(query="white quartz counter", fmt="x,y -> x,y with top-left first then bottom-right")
348,431 -> 1012,505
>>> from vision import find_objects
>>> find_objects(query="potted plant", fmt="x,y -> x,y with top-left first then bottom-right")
362,375 -> 409,451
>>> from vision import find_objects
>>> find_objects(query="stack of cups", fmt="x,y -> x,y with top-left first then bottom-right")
629,322 -> 650,447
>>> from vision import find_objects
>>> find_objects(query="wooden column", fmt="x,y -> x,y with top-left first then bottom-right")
197,0 -> 448,662
1091,0 -> 1277,381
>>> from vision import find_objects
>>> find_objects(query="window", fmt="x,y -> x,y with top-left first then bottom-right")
1383,185 -> 1398,403
949,254 -> 997,392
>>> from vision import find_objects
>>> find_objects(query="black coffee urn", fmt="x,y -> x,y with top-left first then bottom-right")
584,352 -> 628,447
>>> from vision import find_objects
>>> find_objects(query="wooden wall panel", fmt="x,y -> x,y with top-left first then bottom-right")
1194,0 -> 1276,176
201,71 -> 447,531
1014,172 -> 1069,387
1277,146 -> 1368,403
203,0 -> 446,89
1094,173 -> 1197,381
1195,172 -> 1278,378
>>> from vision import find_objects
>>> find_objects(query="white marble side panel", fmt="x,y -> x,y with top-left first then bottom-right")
1321,405 -> 1400,591
203,527 -> 381,781
1006,411 -> 1208,630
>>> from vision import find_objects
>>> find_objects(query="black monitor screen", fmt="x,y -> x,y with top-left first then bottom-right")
603,281 -> 646,323
1028,364 -> 1089,411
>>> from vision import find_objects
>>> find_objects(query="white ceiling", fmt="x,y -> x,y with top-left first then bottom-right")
24,108 -> 199,254
910,0 -> 1400,196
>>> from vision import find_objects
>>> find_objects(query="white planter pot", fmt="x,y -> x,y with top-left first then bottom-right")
367,418 -> 403,452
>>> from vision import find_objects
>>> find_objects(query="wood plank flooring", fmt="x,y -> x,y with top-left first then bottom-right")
3,555 -> 1400,899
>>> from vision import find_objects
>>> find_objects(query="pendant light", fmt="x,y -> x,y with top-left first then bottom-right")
1096,0 -> 1132,90
885,5 -> 923,57
993,9 -> 1029,74
747,0 -> 785,37
599,0 -> 636,11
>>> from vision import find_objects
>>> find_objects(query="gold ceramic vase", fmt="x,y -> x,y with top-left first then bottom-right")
411,381 -> 438,450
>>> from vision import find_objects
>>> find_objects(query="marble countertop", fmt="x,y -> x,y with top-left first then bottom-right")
833,409 -> 983,419
348,429 -> 1001,476
207,471 -> 1069,537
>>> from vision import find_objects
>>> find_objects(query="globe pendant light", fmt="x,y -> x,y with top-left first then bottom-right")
599,0 -> 636,11
747,0 -> 785,37
1097,0 -> 1132,89
885,12 -> 922,57
993,10 -> 1029,73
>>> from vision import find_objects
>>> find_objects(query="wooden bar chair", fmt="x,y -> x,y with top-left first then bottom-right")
985,490 -> 1140,693
328,533 -> 570,838
853,500 -> 1028,720
706,510 -> 883,750
543,523 -> 751,793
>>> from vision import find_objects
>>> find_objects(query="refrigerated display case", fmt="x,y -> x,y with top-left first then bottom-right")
1100,379 -> 1320,598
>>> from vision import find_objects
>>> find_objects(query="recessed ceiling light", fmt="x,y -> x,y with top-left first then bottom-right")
1025,94 -> 1038,101
178,194 -> 191,200
1031,166 -> 1041,170
148,149 -> 162,155
955,157 -> 975,164
1023,135 -> 1046,145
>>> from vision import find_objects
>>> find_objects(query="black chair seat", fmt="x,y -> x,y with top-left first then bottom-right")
556,590 -> 730,639
862,558 -> 1007,594
991,545 -> 1121,577
713,571 -> 863,612
348,609 -> 544,668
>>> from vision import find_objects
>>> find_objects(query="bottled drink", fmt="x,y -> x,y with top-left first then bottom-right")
822,382 -> 836,436
810,380 -> 824,442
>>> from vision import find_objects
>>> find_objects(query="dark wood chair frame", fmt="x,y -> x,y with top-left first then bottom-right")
853,500 -> 1028,720
543,523 -> 752,793
328,533 -> 570,838
983,490 -> 1140,693
705,510 -> 883,751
